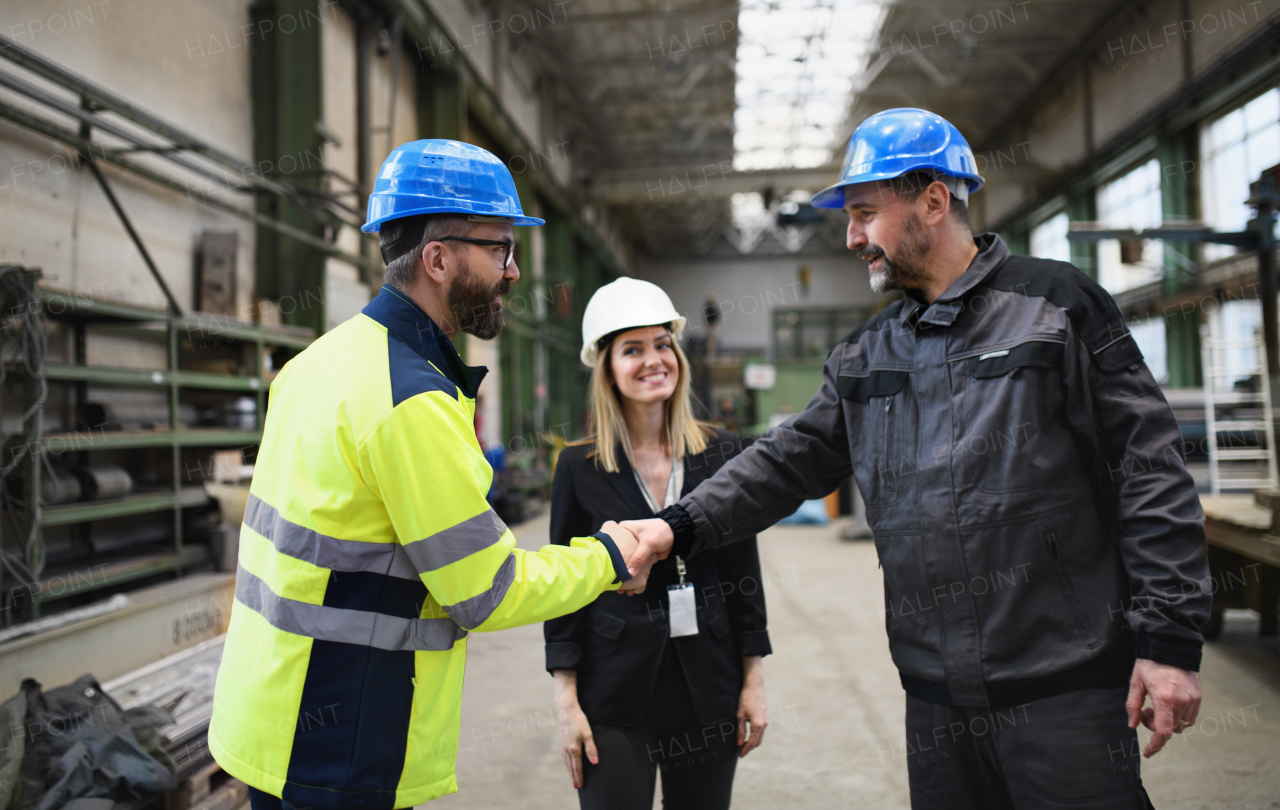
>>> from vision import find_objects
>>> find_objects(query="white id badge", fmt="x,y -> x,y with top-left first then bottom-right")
668,584 -> 699,637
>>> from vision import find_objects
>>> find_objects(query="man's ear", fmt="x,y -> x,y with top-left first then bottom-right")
421,241 -> 450,284
920,181 -> 953,228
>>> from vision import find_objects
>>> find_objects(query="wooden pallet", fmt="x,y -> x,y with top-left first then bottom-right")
167,758 -> 245,810
188,778 -> 247,810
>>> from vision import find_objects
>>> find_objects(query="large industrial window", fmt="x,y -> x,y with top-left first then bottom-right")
1200,87 -> 1280,262
1129,316 -> 1168,385
1029,211 -> 1070,263
1095,159 -> 1164,294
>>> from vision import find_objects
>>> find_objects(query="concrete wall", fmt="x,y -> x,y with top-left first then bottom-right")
0,0 -> 411,325
633,252 -> 879,356
0,0 -> 258,312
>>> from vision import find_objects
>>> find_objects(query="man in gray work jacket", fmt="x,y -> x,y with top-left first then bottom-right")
621,108 -> 1208,809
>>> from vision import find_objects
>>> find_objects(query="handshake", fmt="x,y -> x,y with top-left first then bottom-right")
596,519 -> 676,594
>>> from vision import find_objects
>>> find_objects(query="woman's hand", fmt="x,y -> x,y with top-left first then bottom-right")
737,656 -> 767,758
553,670 -> 597,788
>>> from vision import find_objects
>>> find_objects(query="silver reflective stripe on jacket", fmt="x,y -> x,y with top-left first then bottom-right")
438,553 -> 517,630
243,493 -> 419,581
235,564 -> 465,651
400,509 -> 509,573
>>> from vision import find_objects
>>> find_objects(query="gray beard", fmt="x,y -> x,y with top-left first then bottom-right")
864,213 -> 933,294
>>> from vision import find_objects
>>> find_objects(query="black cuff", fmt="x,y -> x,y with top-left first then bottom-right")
592,531 -> 632,584
734,630 -> 773,658
545,642 -> 581,673
1135,630 -> 1202,672
656,504 -> 696,558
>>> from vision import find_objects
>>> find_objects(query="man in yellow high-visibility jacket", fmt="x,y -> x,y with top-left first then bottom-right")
209,140 -> 653,810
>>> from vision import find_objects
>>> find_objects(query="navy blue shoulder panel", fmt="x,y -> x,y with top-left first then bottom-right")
387,332 -> 457,406
362,285 -> 487,402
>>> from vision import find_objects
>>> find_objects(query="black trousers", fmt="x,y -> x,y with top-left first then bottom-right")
578,639 -> 739,810
577,720 -> 739,810
904,688 -> 1155,810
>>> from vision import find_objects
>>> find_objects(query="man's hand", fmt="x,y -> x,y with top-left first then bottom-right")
619,519 -> 675,577
598,521 -> 655,594
1126,658 -> 1201,758
737,656 -> 767,758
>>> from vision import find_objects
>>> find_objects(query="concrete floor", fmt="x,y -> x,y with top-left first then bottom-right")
426,515 -> 1280,810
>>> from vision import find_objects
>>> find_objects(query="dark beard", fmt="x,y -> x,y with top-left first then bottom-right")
859,212 -> 933,294
447,256 -> 510,340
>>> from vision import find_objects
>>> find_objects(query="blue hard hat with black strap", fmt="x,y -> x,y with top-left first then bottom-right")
362,139 -> 544,264
811,108 -> 985,210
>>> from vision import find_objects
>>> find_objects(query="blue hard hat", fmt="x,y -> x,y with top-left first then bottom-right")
810,108 -> 985,209
361,139 -> 545,232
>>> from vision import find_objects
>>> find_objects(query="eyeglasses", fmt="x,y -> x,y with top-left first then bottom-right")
439,236 -> 516,268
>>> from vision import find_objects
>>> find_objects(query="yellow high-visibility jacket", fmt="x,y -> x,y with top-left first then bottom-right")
208,285 -> 627,809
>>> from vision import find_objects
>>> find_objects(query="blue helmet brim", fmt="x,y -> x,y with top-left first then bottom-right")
810,167 -> 985,210
362,208 -> 545,233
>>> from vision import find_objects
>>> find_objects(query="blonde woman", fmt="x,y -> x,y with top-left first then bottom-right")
543,278 -> 770,810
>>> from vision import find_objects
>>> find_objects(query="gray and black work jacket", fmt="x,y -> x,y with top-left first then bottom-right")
661,233 -> 1209,708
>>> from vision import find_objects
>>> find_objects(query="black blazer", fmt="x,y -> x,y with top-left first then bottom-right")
543,427 -> 771,726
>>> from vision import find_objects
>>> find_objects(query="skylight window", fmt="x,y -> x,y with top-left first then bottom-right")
734,0 -> 886,170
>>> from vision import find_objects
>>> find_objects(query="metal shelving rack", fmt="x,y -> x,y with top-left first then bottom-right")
1,275 -> 314,619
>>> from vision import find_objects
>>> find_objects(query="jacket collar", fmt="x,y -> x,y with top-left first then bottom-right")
361,285 -> 488,399
898,232 -> 1009,329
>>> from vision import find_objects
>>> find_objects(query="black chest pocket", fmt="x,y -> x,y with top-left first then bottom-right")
837,370 -> 909,401
838,369 -> 912,509
960,340 -> 1074,494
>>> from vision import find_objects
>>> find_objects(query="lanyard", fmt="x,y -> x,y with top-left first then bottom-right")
676,555 -> 687,586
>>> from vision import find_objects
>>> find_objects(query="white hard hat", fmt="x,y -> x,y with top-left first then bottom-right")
580,277 -> 686,367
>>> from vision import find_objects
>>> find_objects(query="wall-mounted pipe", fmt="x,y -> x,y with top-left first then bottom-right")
356,14 -> 373,260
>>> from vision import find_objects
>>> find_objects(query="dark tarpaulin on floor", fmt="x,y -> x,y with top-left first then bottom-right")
0,675 -> 176,810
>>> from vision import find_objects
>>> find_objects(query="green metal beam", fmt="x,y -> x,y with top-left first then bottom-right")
41,488 -> 208,527
42,429 -> 262,452
44,363 -> 264,392
1158,128 -> 1202,388
33,287 -> 316,348
252,0 -> 328,334
27,546 -> 211,603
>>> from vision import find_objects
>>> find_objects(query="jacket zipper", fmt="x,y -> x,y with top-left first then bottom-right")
882,397 -> 896,495
1045,531 -> 1099,649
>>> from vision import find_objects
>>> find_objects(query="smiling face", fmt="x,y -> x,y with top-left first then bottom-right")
607,325 -> 678,406
842,181 -> 935,294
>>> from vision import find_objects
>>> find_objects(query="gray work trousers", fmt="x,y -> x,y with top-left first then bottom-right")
904,689 -> 1155,810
